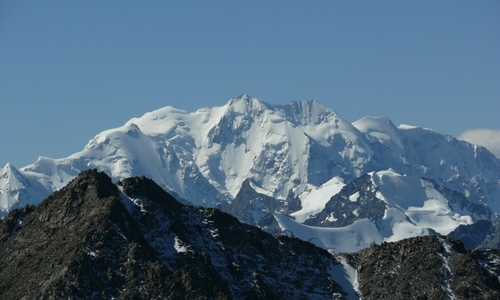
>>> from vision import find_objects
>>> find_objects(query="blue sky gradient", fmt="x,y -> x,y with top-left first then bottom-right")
1,1 -> 499,167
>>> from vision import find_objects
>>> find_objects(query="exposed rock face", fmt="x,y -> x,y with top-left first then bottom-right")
479,220 -> 500,250
304,174 -> 386,227
217,179 -> 280,225
217,178 -> 298,235
0,170 -> 345,299
0,170 -> 170,299
344,236 -> 500,299
0,204 -> 34,242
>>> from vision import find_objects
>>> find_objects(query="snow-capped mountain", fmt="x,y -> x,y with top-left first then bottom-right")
273,169 -> 494,253
0,163 -> 51,213
1,95 -> 499,246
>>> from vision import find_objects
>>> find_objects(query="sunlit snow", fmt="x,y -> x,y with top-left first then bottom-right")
275,212 -> 382,253
349,192 -> 359,202
276,169 -> 479,252
291,176 -> 345,223
173,236 -> 188,253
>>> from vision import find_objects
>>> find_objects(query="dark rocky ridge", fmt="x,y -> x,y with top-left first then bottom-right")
0,170 -> 346,299
0,170 -> 171,299
344,235 -> 500,299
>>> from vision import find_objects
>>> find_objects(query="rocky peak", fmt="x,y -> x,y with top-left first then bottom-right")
0,171 -> 349,299
0,169 -> 167,299
118,175 -> 182,210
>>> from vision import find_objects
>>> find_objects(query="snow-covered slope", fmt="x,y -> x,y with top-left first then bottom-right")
0,163 -> 50,213
1,95 -> 500,222
276,169 -> 492,253
276,212 -> 382,253
291,176 -> 346,223
354,116 -> 500,210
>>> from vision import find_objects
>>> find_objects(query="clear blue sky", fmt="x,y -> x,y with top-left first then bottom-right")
1,1 -> 499,168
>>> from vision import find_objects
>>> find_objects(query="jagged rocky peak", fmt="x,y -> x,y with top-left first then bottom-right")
304,173 -> 385,228
117,175 -> 182,210
0,170 -> 165,299
27,169 -> 122,228
0,170 -> 350,299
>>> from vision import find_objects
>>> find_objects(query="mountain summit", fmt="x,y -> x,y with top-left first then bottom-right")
2,95 -> 498,215
1,96 -> 499,252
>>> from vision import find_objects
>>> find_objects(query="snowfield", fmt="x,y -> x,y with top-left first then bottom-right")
275,169 -> 479,253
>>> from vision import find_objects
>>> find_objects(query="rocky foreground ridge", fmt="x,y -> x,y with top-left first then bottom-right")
0,170 -> 499,299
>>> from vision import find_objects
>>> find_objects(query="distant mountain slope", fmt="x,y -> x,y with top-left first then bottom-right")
1,170 -> 498,299
2,95 -> 499,219
273,169 -> 493,253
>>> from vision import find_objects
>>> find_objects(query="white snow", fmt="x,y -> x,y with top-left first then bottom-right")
119,189 -> 147,214
437,237 -> 457,300
326,213 -> 338,222
0,163 -> 52,215
277,169 -> 480,252
291,177 -> 345,223
349,192 -> 359,202
249,181 -> 275,198
84,246 -> 98,258
372,170 -> 474,236
353,116 -> 403,151
275,212 -> 382,253
398,124 -> 420,130
173,236 -> 188,253
330,257 -> 360,300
